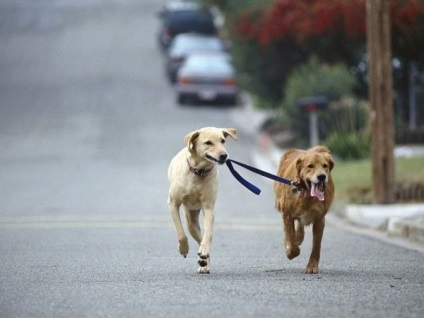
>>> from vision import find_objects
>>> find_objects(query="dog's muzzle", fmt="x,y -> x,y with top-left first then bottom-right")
206,153 -> 228,165
307,175 -> 327,201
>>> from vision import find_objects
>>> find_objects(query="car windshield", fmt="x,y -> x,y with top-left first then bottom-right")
184,55 -> 234,73
170,36 -> 224,55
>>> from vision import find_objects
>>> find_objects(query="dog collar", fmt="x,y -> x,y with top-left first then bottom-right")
187,159 -> 213,178
295,176 -> 307,198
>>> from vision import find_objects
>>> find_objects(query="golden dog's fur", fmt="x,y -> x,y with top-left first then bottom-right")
168,127 -> 237,274
274,145 -> 334,274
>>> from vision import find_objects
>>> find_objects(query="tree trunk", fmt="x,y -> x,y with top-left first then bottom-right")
366,0 -> 395,204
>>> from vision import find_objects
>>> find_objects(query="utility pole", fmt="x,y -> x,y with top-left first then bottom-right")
366,0 -> 395,204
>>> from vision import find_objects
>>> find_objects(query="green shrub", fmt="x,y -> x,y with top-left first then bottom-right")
278,56 -> 371,152
325,132 -> 370,160
319,98 -> 369,138
282,56 -> 356,117
320,98 -> 371,159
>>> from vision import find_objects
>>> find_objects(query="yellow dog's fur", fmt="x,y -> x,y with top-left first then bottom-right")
274,145 -> 334,274
168,127 -> 237,274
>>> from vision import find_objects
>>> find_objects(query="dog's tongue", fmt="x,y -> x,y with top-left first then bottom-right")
311,184 -> 325,201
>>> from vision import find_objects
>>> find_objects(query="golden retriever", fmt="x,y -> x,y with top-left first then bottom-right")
274,145 -> 334,274
167,127 -> 237,274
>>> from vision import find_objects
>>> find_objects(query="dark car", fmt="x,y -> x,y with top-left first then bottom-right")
157,1 -> 216,50
166,33 -> 227,83
175,52 -> 239,105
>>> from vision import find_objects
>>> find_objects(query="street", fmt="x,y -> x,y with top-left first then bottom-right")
0,1 -> 423,317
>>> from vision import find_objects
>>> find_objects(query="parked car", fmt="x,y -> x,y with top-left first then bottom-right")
166,33 -> 227,83
175,52 -> 239,105
157,1 -> 216,51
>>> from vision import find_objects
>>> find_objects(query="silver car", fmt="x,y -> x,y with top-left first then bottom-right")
175,52 -> 239,105
166,34 -> 226,83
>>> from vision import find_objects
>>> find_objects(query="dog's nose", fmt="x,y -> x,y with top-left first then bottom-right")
317,173 -> 327,182
219,153 -> 228,162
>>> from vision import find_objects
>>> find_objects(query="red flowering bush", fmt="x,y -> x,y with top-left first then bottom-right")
230,0 -> 424,106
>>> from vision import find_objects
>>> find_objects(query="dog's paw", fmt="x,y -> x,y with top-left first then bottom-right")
197,253 -> 209,267
306,265 -> 319,274
196,253 -> 210,273
286,245 -> 300,260
306,260 -> 319,274
178,237 -> 189,257
197,266 -> 210,274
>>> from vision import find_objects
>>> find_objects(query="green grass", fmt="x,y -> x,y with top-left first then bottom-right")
332,156 -> 424,202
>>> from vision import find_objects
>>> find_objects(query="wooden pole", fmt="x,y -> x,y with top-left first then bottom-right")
366,0 -> 395,204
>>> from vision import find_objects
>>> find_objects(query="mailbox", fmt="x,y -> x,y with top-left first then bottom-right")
298,96 -> 328,112
297,96 -> 328,146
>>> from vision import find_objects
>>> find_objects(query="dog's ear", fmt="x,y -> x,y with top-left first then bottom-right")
184,130 -> 200,153
221,128 -> 237,140
295,155 -> 304,177
324,153 -> 334,171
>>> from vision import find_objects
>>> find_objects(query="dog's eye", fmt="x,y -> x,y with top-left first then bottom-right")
220,138 -> 225,144
307,164 -> 314,169
323,164 -> 328,169
204,141 -> 213,146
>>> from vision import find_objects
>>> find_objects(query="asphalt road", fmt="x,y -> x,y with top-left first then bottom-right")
0,1 -> 423,317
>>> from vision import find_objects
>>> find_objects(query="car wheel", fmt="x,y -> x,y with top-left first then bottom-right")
226,95 -> 238,106
177,94 -> 186,105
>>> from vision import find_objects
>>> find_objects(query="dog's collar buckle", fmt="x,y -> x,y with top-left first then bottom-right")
187,160 -> 212,178
291,177 -> 307,198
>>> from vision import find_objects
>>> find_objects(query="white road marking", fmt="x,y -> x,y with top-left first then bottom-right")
0,215 -> 281,231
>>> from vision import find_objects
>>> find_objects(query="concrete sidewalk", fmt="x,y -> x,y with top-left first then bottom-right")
232,101 -> 424,247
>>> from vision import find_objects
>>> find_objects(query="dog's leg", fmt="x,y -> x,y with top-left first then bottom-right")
169,201 -> 189,257
283,213 -> 300,260
306,217 -> 325,274
295,220 -> 305,246
197,207 -> 214,274
185,208 -> 202,244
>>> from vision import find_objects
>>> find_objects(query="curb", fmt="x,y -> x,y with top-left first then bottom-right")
388,216 -> 424,244
338,203 -> 424,245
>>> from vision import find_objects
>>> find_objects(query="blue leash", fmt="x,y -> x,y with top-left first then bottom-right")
226,159 -> 302,195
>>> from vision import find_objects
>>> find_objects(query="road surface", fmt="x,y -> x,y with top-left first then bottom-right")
0,1 -> 423,317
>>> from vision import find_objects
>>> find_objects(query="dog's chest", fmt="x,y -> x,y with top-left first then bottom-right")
295,201 -> 327,226
178,177 -> 218,209
181,192 -> 202,209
